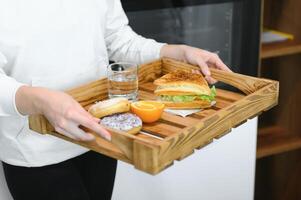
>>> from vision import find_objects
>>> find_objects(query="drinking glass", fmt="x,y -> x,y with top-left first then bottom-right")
107,62 -> 138,101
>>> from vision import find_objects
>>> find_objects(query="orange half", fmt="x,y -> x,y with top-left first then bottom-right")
130,101 -> 165,123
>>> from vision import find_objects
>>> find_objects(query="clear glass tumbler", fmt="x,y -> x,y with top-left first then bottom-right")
107,62 -> 138,101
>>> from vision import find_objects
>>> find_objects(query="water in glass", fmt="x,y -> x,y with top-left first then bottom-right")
107,62 -> 138,101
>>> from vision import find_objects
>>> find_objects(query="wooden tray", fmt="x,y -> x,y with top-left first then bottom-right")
29,58 -> 279,175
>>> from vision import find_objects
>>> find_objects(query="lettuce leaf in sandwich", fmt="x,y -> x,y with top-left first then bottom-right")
160,86 -> 216,103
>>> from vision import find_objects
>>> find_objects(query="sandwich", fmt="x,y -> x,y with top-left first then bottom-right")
88,98 -> 142,134
154,70 -> 216,109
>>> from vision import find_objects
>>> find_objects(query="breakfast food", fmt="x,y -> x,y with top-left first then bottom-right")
88,97 -> 130,118
131,101 -> 165,123
101,113 -> 142,135
88,98 -> 142,134
154,70 -> 216,109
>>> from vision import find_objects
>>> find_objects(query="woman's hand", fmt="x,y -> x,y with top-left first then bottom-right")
16,86 -> 111,141
160,44 -> 232,84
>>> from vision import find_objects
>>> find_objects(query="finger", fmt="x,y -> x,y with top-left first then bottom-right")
80,108 -> 100,123
55,126 -> 77,140
70,113 -> 111,141
93,117 -> 100,123
191,69 -> 200,74
64,122 -> 95,141
55,126 -> 80,140
195,57 -> 211,77
208,54 -> 232,72
216,60 -> 232,72
205,75 -> 218,84
88,122 -> 111,141
76,104 -> 100,123
76,104 -> 94,118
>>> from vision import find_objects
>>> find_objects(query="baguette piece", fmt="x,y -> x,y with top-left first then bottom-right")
88,98 -> 130,118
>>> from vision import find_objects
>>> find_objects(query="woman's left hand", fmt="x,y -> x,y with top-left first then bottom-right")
160,44 -> 232,84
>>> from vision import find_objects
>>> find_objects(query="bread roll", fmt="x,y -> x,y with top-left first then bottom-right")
88,98 -> 130,118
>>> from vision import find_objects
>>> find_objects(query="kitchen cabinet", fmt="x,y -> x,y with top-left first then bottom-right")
257,0 -> 301,158
255,0 -> 301,199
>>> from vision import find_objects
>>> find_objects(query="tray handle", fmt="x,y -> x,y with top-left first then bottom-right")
162,58 -> 274,95
210,69 -> 272,95
28,115 -> 144,162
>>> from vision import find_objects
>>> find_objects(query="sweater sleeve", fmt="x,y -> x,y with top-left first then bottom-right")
104,0 -> 166,64
0,52 -> 27,117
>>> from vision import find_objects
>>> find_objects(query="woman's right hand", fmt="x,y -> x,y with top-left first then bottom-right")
16,86 -> 111,141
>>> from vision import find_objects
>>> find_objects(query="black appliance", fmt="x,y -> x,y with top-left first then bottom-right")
121,0 -> 261,79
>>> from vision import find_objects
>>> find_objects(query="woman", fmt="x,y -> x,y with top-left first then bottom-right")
0,0 -> 231,199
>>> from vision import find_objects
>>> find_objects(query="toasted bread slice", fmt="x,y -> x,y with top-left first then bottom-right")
154,70 -> 210,95
154,84 -> 210,95
154,70 -> 208,86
